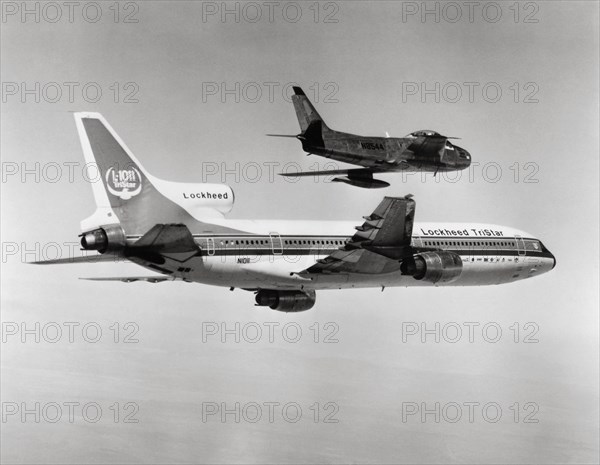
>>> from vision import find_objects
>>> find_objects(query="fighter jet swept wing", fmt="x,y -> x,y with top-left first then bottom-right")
279,168 -> 397,189
303,195 -> 416,275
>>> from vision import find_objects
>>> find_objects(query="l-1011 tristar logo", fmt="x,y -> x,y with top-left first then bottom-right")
106,166 -> 142,200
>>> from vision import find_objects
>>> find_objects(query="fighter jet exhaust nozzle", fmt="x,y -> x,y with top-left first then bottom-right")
80,225 -> 127,254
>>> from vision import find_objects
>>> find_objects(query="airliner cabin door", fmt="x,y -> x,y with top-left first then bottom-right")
206,237 -> 215,256
270,233 -> 283,258
515,235 -> 526,257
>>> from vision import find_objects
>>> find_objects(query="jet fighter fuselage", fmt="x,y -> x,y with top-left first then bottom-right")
299,123 -> 471,172
271,87 -> 472,188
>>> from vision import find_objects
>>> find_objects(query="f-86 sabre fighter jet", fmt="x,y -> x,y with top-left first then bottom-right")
268,87 -> 472,188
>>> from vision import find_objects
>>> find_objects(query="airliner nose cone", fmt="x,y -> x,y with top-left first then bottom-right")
540,242 -> 556,270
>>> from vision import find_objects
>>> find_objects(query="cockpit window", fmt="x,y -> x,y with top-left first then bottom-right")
409,130 -> 440,138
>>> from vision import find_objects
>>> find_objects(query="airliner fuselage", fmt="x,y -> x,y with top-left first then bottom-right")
126,220 -> 555,290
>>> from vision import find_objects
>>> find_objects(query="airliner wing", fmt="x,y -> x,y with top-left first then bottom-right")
80,276 -> 174,283
304,195 -> 416,274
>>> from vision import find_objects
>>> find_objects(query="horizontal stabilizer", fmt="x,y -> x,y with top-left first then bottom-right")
266,134 -> 298,138
30,254 -> 126,265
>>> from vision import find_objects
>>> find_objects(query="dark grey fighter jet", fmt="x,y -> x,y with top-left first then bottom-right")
269,87 -> 471,188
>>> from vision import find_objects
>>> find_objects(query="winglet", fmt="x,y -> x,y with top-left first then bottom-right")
293,86 -> 306,96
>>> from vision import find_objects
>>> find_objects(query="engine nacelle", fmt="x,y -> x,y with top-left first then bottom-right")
80,225 -> 126,254
255,290 -> 316,312
401,251 -> 463,284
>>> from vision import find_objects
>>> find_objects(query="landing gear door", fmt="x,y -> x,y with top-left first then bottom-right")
270,233 -> 283,255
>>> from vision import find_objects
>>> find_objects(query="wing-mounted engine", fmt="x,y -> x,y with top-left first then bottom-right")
255,289 -> 316,312
401,251 -> 463,284
80,224 -> 126,253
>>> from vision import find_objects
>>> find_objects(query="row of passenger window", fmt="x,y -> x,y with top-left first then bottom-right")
204,237 -> 541,251
283,239 -> 347,246
423,239 -> 541,250
423,240 -> 515,247
209,238 -> 348,247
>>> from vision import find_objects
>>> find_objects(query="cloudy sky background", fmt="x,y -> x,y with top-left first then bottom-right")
1,1 -> 598,463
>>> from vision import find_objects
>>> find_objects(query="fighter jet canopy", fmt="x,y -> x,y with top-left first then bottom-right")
409,130 -> 442,137
407,130 -> 461,140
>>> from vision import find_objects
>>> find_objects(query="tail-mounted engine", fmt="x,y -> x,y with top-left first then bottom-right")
255,289 -> 316,312
80,225 -> 127,254
401,251 -> 463,284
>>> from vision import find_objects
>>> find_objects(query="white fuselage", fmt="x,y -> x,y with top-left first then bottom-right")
128,219 -> 555,291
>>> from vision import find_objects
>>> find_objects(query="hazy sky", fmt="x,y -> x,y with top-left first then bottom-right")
1,1 -> 598,464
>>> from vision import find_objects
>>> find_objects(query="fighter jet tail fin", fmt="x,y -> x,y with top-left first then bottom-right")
291,86 -> 330,133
